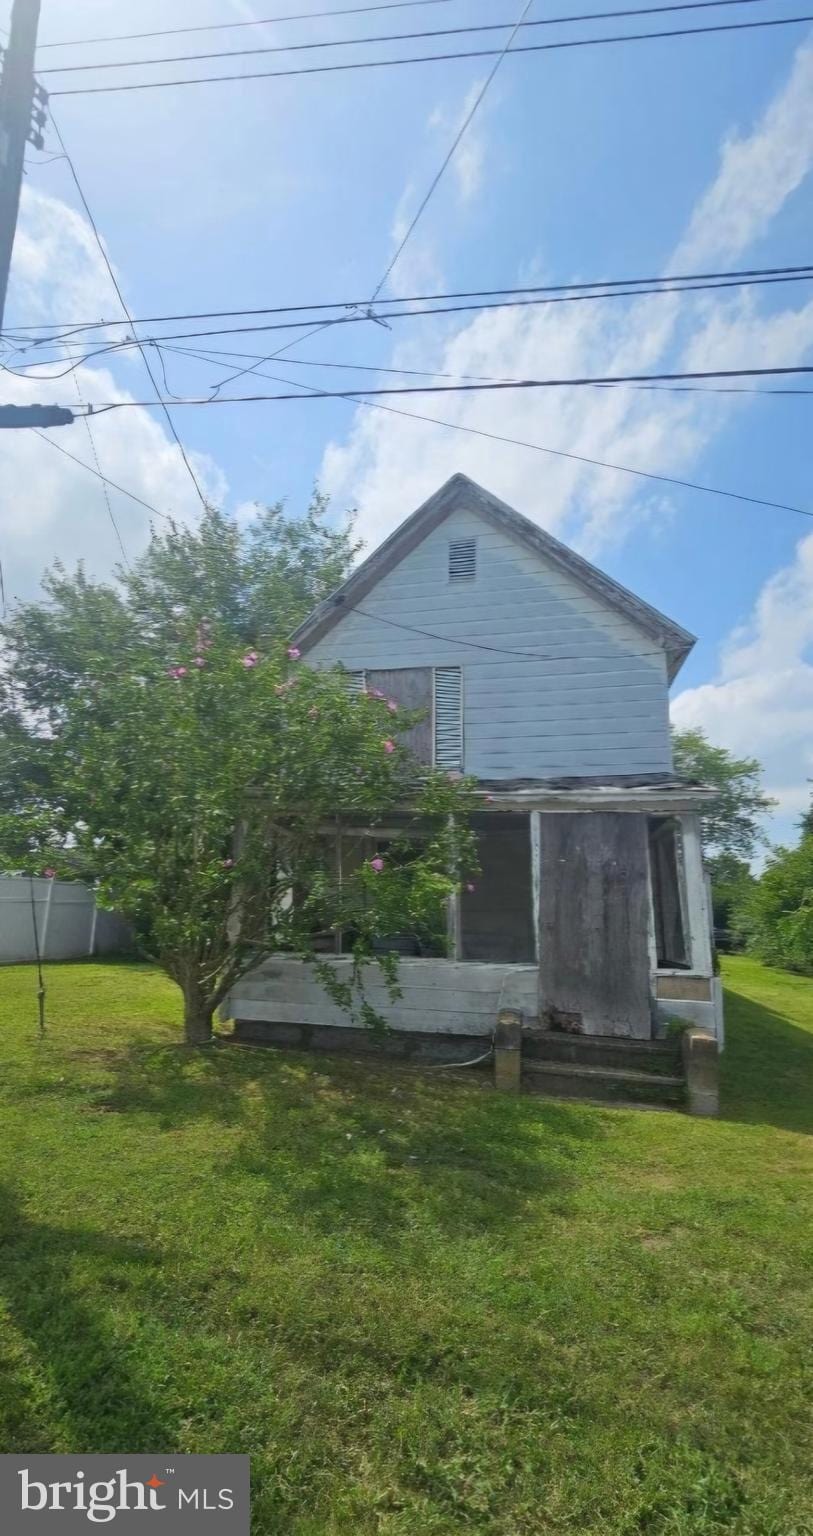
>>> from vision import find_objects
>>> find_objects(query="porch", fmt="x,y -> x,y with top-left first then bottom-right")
223,776 -> 722,1048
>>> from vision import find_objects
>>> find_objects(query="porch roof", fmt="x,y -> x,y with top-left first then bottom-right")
470,773 -> 717,812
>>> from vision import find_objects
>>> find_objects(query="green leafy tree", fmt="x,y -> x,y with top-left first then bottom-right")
736,836 -> 813,973
0,504 -> 475,1044
672,727 -> 775,859
705,852 -> 755,933
1,631 -> 475,1043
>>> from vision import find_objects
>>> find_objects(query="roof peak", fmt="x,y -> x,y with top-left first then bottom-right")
291,474 -> 695,680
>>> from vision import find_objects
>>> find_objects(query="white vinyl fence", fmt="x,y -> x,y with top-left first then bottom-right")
0,877 -> 132,964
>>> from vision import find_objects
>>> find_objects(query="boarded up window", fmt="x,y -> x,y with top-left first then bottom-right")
649,816 -> 689,968
539,812 -> 653,1038
365,667 -> 433,763
434,666 -> 463,770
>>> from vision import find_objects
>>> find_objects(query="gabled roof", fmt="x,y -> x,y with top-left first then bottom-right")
291,473 -> 696,681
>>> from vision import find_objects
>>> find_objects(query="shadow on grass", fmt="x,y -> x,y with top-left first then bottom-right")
96,1038 -> 609,1241
721,983 -> 813,1134
0,1185 -> 177,1452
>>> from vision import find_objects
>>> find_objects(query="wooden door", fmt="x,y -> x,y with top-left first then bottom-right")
538,812 -> 653,1038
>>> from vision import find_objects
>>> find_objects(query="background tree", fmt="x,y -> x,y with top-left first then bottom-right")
0,502 -> 476,1044
705,852 -> 755,937
672,727 -> 775,859
735,835 -> 813,974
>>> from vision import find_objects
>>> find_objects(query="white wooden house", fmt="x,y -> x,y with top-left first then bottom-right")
224,475 -> 722,1100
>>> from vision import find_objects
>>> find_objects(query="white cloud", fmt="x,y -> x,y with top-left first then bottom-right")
317,33 -> 813,844
675,40 -> 813,268
1,190 -> 226,604
319,34 -> 813,553
672,530 -> 813,849
427,79 -> 488,205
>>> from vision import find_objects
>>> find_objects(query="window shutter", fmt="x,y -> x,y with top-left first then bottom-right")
448,538 -> 476,582
434,667 -> 463,769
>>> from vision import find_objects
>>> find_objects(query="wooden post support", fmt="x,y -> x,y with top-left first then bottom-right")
681,1027 -> 719,1117
494,1008 -> 522,1094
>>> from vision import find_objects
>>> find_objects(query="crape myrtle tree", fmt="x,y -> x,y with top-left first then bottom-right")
0,501 -> 477,1044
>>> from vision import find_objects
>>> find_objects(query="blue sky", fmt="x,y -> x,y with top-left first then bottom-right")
2,0 -> 812,845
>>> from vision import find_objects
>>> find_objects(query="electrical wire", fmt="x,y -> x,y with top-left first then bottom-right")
70,366 -> 131,568
221,360 -> 813,520
353,608 -> 669,659
365,0 -> 533,359
160,339 -> 813,394
48,13 -> 813,96
30,429 -> 173,520
8,268 -> 812,363
39,0 -> 776,74
7,261 -> 812,338
75,362 -> 813,411
36,0 -> 459,50
47,110 -> 209,510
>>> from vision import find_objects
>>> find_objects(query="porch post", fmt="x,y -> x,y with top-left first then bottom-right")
680,813 -> 713,975
447,812 -> 462,958
530,811 -> 541,964
334,816 -> 343,956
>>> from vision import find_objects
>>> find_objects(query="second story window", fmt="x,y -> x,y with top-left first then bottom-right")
448,538 -> 476,582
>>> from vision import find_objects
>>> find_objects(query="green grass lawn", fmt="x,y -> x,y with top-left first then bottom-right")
0,955 -> 811,1534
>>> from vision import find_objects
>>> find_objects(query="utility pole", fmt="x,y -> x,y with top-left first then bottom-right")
0,0 -> 44,330
0,2 -> 72,426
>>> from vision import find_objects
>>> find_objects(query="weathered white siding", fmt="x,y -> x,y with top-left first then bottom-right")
306,506 -> 672,779
223,957 -> 537,1035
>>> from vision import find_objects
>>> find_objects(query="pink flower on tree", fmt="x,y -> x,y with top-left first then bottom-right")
193,656 -> 206,668
466,883 -> 476,893
242,654 -> 258,669
222,857 -> 234,869
43,868 -> 56,879
167,665 -> 188,679
387,701 -> 398,713
369,857 -> 385,873
287,646 -> 301,660
369,688 -> 385,700
383,739 -> 396,754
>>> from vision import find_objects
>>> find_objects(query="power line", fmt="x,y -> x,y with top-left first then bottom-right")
353,607 -> 668,660
369,0 -> 535,306
47,110 -> 209,509
7,262 -> 813,337
252,364 -> 813,520
36,0 -> 458,50
43,0 -> 774,75
35,0 -> 782,75
30,428 -> 173,520
160,340 -> 813,394
70,365 -> 131,567
76,363 -> 813,412
8,269 -> 813,361
48,12 -> 813,96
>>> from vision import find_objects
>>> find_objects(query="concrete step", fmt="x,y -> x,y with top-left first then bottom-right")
523,1059 -> 686,1108
522,1031 -> 681,1075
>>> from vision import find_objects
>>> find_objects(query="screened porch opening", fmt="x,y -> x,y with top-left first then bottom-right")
460,812 -> 535,963
648,815 -> 690,969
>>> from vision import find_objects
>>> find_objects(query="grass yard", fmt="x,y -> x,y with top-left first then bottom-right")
0,955 -> 811,1534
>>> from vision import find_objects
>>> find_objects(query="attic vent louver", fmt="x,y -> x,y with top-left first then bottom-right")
448,538 -> 476,582
343,669 -> 366,694
434,666 -> 463,770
